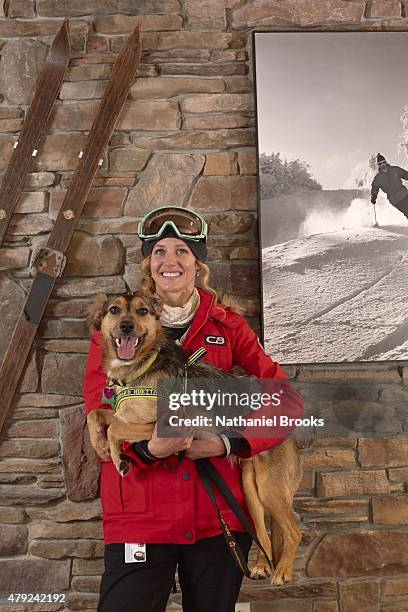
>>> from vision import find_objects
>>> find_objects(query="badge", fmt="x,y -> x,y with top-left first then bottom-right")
204,335 -> 226,346
125,543 -> 147,563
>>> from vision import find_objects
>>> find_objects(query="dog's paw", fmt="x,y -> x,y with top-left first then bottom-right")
270,563 -> 292,585
92,438 -> 111,461
119,460 -> 130,476
249,563 -> 271,580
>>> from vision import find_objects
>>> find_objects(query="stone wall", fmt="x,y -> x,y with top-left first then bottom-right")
0,1 -> 407,611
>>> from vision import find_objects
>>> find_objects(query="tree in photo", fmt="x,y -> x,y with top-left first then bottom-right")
259,152 -> 322,199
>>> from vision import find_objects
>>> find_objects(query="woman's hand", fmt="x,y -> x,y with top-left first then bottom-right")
147,423 -> 193,459
185,437 -> 226,460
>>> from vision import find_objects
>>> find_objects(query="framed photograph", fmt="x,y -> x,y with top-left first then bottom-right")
254,31 -> 408,364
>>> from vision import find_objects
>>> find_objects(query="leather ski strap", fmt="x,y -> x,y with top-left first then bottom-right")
195,458 -> 273,579
0,26 -> 142,435
0,19 -> 70,246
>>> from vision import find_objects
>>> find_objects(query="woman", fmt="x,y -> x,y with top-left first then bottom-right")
83,206 -> 292,612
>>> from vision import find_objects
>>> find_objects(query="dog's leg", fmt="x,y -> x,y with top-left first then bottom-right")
253,442 -> 302,585
86,410 -> 115,461
241,459 -> 273,580
107,422 -> 155,476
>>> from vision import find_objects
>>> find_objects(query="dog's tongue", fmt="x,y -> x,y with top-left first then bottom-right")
117,337 -> 137,360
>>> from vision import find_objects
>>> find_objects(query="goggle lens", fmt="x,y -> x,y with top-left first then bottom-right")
140,208 -> 206,239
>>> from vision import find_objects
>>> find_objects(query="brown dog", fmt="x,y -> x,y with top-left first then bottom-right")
86,292 -> 302,585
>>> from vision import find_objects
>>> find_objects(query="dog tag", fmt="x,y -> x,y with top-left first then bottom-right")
125,543 -> 147,563
102,386 -> 116,407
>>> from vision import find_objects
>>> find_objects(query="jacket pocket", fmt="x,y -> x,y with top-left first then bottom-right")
120,467 -> 155,517
100,462 -> 154,516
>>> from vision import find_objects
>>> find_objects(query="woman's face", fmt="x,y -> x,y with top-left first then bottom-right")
150,237 -> 198,299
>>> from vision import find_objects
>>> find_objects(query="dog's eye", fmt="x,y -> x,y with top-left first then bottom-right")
109,306 -> 120,315
136,308 -> 149,316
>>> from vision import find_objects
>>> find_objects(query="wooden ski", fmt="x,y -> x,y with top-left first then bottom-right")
0,19 -> 70,245
0,26 -> 142,434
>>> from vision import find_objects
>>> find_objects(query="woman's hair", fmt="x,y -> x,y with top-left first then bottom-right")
139,255 -> 218,299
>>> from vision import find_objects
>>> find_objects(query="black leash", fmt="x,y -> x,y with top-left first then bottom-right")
195,459 -> 273,579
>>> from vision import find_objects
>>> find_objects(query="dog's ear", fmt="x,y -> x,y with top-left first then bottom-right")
149,296 -> 163,320
87,294 -> 109,332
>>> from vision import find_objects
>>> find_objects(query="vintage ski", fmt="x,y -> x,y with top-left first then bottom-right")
0,26 -> 142,434
0,19 -> 70,246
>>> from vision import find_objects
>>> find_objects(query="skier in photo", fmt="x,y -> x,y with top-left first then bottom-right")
371,153 -> 408,220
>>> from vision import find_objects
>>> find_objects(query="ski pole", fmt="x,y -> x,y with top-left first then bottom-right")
372,203 -> 378,227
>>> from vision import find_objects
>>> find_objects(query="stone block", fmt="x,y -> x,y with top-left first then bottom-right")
314,603 -> 338,612
184,0 -> 225,29
359,438 -> 408,467
183,113 -> 253,130
3,420 -> 58,439
161,62 -> 248,77
50,100 -> 180,131
131,76 -> 224,99
43,339 -> 90,353
238,150 -> 257,174
297,367 -> 401,383
0,507 -> 26,523
382,576 -> 408,601
60,406 -> 101,502
50,189 -> 127,219
0,247 -> 30,270
42,354 -> 88,395
8,214 -> 53,236
302,449 -> 356,469
109,147 -> 151,172
0,440 -> 59,460
26,172 -> 57,188
67,592 -> 99,610
372,496 -> 408,524
296,498 -> 368,523
0,458 -> 60,473
95,14 -> 182,33
316,470 -> 389,497
73,558 -> 104,575
15,192 -> 46,213
190,176 -> 257,210
71,575 -> 101,592
132,127 -> 255,150
0,558 -> 70,593
60,80 -> 107,100
40,318 -> 87,339
204,152 -> 238,176
388,467 -> 408,482
26,499 -> 101,521
0,524 -> 27,555
34,134 -> 87,171
37,0 -> 179,16
0,40 -> 48,104
7,0 -> 35,17
182,93 -> 252,113
30,539 -> 104,559
231,0 -> 365,28
339,579 -> 380,611
29,520 -> 102,539
65,233 -> 125,277
54,275 -> 126,298
367,0 -> 402,18
308,530 -> 408,577
0,484 -> 64,504
125,153 -> 205,215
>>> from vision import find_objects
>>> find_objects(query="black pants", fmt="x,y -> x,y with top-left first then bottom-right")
393,194 -> 408,218
97,533 -> 252,612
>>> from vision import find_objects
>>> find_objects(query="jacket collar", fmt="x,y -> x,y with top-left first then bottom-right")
183,288 -> 216,348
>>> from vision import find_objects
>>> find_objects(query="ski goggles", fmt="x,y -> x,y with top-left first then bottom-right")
138,206 -> 208,242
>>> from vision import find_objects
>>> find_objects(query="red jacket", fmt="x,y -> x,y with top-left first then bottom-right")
83,289 -> 302,544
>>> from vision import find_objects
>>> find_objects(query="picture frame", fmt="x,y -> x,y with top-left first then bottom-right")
253,31 -> 408,364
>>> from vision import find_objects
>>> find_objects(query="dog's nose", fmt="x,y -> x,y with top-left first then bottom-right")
120,320 -> 134,334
